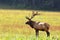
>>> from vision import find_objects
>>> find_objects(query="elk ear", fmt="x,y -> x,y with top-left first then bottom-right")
26,16 -> 31,20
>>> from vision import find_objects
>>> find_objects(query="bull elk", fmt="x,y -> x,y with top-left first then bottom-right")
25,11 -> 50,37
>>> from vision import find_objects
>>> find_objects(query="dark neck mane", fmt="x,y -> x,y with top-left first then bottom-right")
29,21 -> 35,28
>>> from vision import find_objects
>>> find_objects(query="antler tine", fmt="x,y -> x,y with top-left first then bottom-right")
35,11 -> 40,15
26,16 -> 31,20
32,11 -> 34,14
30,11 -> 35,19
31,11 -> 40,19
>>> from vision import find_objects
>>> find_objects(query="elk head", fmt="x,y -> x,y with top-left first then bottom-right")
25,11 -> 40,27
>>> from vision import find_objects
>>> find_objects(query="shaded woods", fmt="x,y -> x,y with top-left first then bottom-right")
0,0 -> 60,10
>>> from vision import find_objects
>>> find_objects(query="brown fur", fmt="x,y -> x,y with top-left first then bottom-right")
26,20 -> 50,37
25,11 -> 50,37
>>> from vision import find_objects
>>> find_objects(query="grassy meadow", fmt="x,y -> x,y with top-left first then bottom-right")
0,9 -> 60,40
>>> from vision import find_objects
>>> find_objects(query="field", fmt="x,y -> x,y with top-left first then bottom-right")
0,9 -> 60,40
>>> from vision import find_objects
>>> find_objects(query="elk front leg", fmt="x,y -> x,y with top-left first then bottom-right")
35,29 -> 39,37
46,31 -> 50,37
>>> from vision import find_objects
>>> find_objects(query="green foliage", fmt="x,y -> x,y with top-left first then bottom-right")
0,0 -> 60,10
0,31 -> 60,40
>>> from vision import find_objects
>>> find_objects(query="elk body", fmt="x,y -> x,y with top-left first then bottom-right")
25,11 -> 50,37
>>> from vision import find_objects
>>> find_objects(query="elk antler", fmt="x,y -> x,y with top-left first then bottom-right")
31,11 -> 40,19
26,16 -> 31,20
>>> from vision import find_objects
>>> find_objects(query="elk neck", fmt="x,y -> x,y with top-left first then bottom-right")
28,21 -> 35,28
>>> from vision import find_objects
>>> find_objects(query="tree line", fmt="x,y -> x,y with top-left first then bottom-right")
0,0 -> 60,10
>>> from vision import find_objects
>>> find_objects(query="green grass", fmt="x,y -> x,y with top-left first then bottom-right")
0,9 -> 60,40
0,31 -> 60,40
